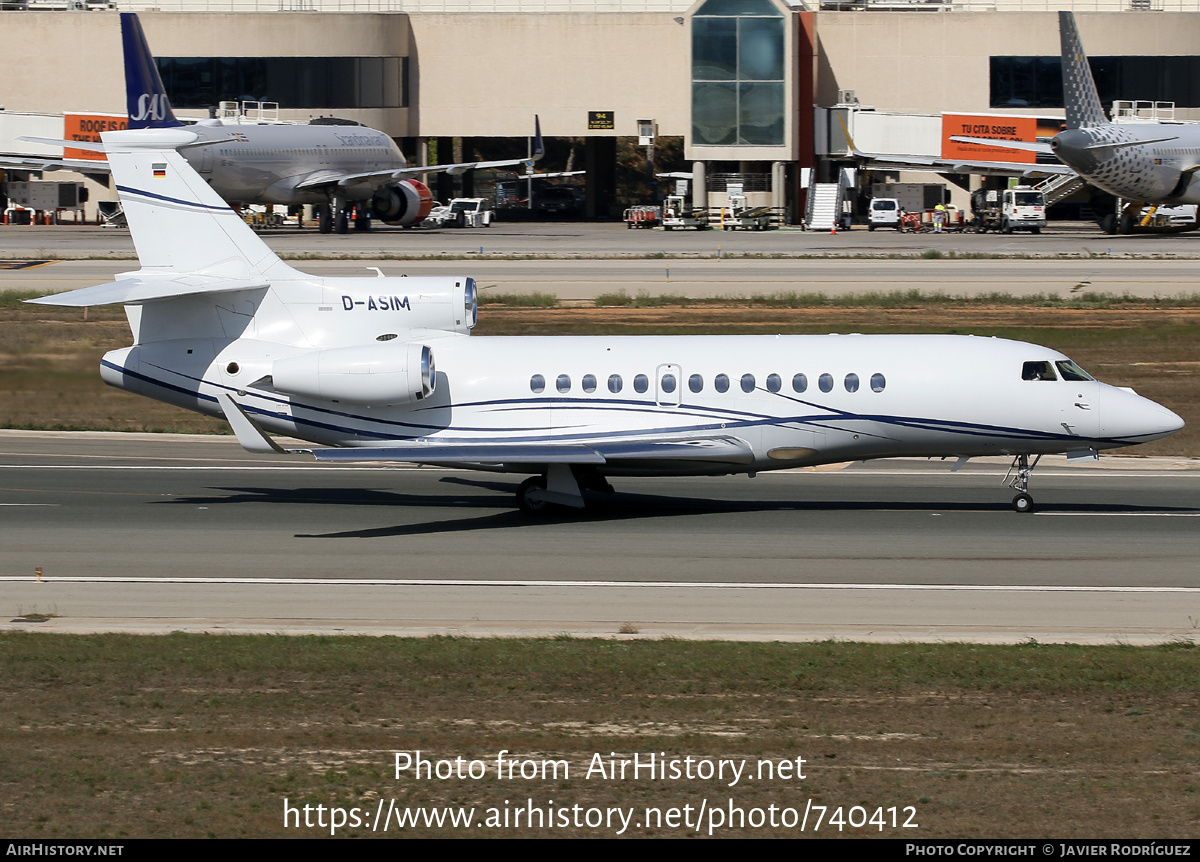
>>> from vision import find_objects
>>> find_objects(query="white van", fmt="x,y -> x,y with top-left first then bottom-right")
868,198 -> 900,230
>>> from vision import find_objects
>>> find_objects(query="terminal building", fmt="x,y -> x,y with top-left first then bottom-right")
4,1 -> 1200,224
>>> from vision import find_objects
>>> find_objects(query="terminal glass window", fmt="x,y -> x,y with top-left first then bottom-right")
990,55 -> 1200,109
156,56 -> 408,110
692,0 -> 785,147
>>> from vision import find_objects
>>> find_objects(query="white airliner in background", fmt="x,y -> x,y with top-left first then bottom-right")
954,11 -> 1200,234
12,13 -> 543,234
31,129 -> 1184,514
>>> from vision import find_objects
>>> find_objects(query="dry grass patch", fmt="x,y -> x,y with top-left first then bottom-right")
1,634 -> 1199,838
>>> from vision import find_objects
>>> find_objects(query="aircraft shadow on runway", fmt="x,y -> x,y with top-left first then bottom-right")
158,479 -> 1200,539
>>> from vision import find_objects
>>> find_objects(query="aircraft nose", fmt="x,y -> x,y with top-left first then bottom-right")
1102,387 -> 1185,443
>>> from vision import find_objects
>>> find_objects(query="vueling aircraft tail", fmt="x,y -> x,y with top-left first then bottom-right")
122,13 -> 183,130
1059,11 -> 1108,130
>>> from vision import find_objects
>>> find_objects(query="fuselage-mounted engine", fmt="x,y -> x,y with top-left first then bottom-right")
272,341 -> 435,405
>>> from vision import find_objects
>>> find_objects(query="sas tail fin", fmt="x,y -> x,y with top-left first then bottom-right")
122,13 -> 183,130
1059,11 -> 1108,130
32,129 -> 300,306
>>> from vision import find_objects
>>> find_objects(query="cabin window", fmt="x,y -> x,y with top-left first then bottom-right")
634,374 -> 650,393
530,374 -> 545,393
582,374 -> 597,393
715,373 -> 730,393
661,373 -> 677,393
557,374 -> 571,393
818,373 -> 833,393
766,373 -> 781,392
608,374 -> 623,393
844,373 -> 859,393
870,372 -> 886,392
1022,361 -> 1057,381
1056,360 -> 1095,382
689,373 -> 704,393
740,373 -> 756,393
792,373 -> 808,393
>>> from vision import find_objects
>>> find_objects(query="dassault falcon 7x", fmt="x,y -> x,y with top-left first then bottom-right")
31,130 -> 1183,514
16,13 -> 542,234
954,11 -> 1200,234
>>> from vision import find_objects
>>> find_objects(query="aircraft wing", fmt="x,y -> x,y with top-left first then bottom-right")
30,274 -> 268,307
296,115 -> 545,192
308,435 -> 755,467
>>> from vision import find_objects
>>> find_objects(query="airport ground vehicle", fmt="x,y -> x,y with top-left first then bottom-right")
623,205 -> 661,228
661,195 -> 709,230
970,187 -> 1046,234
446,198 -> 495,227
720,194 -> 772,230
867,198 -> 900,230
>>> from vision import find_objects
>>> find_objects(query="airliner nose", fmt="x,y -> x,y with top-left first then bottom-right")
1101,387 -> 1185,443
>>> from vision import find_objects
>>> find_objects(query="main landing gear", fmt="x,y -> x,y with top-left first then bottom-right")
1004,453 -> 1042,513
516,467 -> 614,515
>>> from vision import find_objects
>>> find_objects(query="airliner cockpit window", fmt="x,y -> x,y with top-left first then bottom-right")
1021,361 -> 1057,381
1055,360 -> 1095,382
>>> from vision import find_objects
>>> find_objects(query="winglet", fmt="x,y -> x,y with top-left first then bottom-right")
1059,11 -> 1107,129
121,13 -> 183,130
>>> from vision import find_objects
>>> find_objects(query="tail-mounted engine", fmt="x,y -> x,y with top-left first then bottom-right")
372,180 -> 434,226
272,342 -> 435,405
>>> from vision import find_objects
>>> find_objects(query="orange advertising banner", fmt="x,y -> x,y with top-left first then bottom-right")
63,113 -> 128,161
941,113 -> 1038,165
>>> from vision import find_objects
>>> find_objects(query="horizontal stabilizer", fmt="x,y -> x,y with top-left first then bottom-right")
19,136 -> 106,153
309,434 -> 753,467
29,274 -> 268,307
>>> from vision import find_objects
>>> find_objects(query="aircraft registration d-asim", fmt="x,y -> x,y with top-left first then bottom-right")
31,130 -> 1183,514
953,11 -> 1200,234
16,13 -> 542,234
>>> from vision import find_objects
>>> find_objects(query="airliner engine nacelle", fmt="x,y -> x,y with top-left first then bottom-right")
372,180 -> 434,226
272,342 -> 434,405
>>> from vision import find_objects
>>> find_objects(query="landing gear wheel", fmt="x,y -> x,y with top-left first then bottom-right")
334,208 -> 349,234
1012,493 -> 1034,514
517,476 -> 550,515
317,205 -> 332,234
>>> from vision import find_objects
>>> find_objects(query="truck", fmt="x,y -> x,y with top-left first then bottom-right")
970,186 -> 1046,234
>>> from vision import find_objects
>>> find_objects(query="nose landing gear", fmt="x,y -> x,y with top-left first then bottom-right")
1004,454 -> 1042,513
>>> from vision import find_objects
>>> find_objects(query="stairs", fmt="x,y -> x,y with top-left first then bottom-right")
1034,173 -> 1086,207
806,183 -> 841,231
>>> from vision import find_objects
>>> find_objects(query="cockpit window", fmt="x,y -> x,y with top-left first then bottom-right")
1022,361 -> 1057,381
1055,360 -> 1094,382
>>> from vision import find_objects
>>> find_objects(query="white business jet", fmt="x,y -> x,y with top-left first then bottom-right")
31,129 -> 1183,514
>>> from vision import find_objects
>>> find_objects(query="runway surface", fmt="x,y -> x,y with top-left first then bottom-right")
2,432 -> 1198,643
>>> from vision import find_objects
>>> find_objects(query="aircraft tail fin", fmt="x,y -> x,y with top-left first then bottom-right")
1059,11 -> 1108,129
121,13 -> 183,130
99,128 -> 300,282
